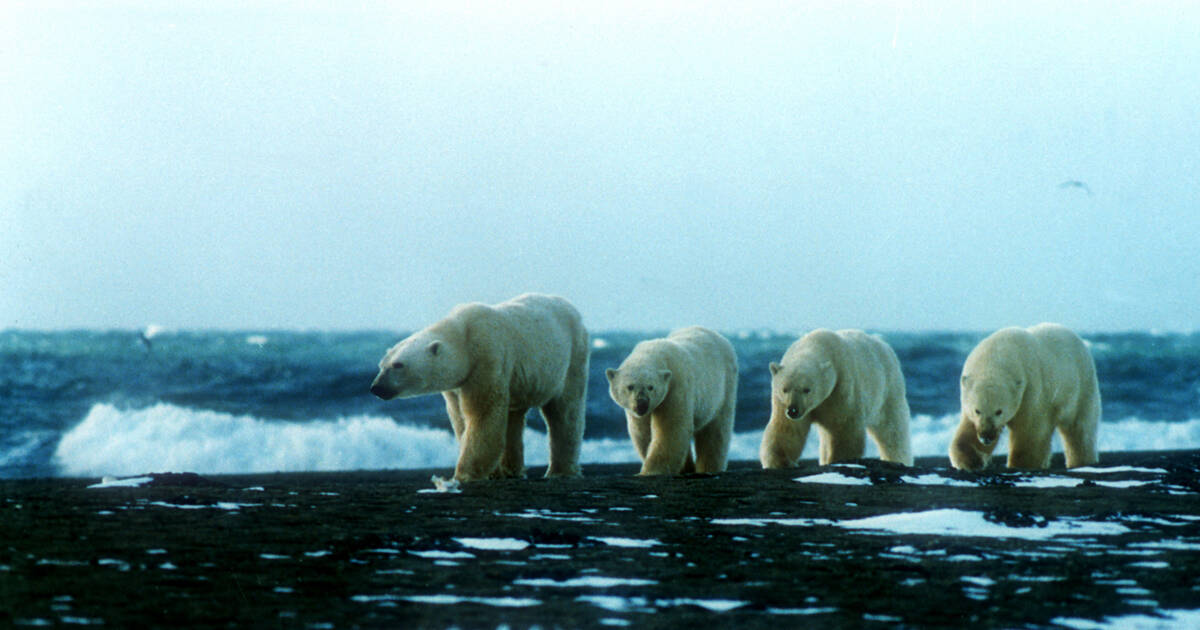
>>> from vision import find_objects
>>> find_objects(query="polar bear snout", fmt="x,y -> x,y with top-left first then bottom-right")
634,396 -> 651,416
786,405 -> 802,420
978,427 -> 1001,445
369,377 -> 394,400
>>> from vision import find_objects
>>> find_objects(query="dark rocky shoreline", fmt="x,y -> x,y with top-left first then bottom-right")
4,451 -> 1200,628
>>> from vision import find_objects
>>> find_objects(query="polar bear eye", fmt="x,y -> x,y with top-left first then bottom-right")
391,361 -> 404,370
647,386 -> 654,392
802,388 -> 811,394
626,385 -> 634,392
994,409 -> 1003,416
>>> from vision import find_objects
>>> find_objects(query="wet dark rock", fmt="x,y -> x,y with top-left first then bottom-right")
2,451 -> 1199,628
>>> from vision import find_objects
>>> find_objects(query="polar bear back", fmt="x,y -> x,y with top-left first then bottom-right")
455,293 -> 588,409
787,329 -> 905,420
965,323 -> 1097,422
643,326 -> 738,420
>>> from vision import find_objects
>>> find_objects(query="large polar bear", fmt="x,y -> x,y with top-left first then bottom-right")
760,329 -> 913,467
950,323 -> 1100,471
370,293 -> 589,482
605,326 -> 738,476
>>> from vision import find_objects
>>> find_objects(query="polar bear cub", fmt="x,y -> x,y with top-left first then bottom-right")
760,329 -> 913,467
950,323 -> 1100,471
370,293 -> 589,482
606,326 -> 738,475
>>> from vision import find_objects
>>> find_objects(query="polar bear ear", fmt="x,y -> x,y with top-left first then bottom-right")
605,368 -> 618,383
427,341 -> 441,356
769,362 -> 782,376
658,370 -> 672,384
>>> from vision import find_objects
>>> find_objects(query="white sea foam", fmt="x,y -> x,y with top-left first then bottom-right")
48,403 -> 1200,476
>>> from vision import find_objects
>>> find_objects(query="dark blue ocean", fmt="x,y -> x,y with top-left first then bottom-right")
2,329 -> 1198,479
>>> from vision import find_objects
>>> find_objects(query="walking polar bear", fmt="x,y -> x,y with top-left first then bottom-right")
760,329 -> 913,467
370,294 -> 589,482
606,326 -> 738,476
950,323 -> 1100,471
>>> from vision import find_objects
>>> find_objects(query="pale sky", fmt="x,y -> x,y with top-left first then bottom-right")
3,1 -> 1198,332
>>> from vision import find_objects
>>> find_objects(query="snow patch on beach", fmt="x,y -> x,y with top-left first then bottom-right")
1054,609 -> 1200,630
838,509 -> 1130,540
794,472 -> 872,486
455,538 -> 529,551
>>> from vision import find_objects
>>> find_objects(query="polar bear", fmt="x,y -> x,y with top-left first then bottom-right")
950,323 -> 1100,471
369,293 -> 589,482
760,329 -> 913,467
605,326 -> 738,476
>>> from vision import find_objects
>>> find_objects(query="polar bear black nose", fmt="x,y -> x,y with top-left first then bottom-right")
370,383 -> 389,399
786,405 -> 800,419
635,398 -> 650,415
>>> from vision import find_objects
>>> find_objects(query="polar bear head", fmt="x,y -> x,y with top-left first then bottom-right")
370,330 -> 470,400
959,373 -> 1024,446
769,358 -> 836,421
606,365 -> 671,418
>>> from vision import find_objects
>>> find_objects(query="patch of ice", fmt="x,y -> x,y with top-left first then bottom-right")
962,576 -> 996,587
794,472 -> 872,486
1128,561 -> 1169,569
577,595 -> 650,613
1071,466 -> 1167,475
589,536 -> 662,548
900,473 -> 975,487
1011,476 -> 1083,489
1053,609 -> 1200,629
514,576 -> 657,588
147,501 -> 257,511
353,594 -> 540,607
88,476 -> 154,489
657,598 -> 747,612
767,607 -> 839,615
455,537 -> 529,551
710,517 -> 831,528
837,509 -> 1130,540
503,509 -> 600,523
407,550 -> 475,559
1094,480 -> 1152,489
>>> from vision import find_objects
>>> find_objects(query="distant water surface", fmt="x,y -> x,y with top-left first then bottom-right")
2,329 -> 1197,478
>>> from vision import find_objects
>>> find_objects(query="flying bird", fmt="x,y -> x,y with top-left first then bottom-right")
1058,180 -> 1093,196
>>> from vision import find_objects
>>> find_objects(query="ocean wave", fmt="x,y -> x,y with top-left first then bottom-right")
50,403 -> 1200,477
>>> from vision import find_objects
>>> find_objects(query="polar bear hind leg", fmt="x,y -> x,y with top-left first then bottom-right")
540,394 -> 584,478
867,395 -> 913,466
693,406 -> 733,474
1059,397 -> 1100,468
497,408 -> 527,479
